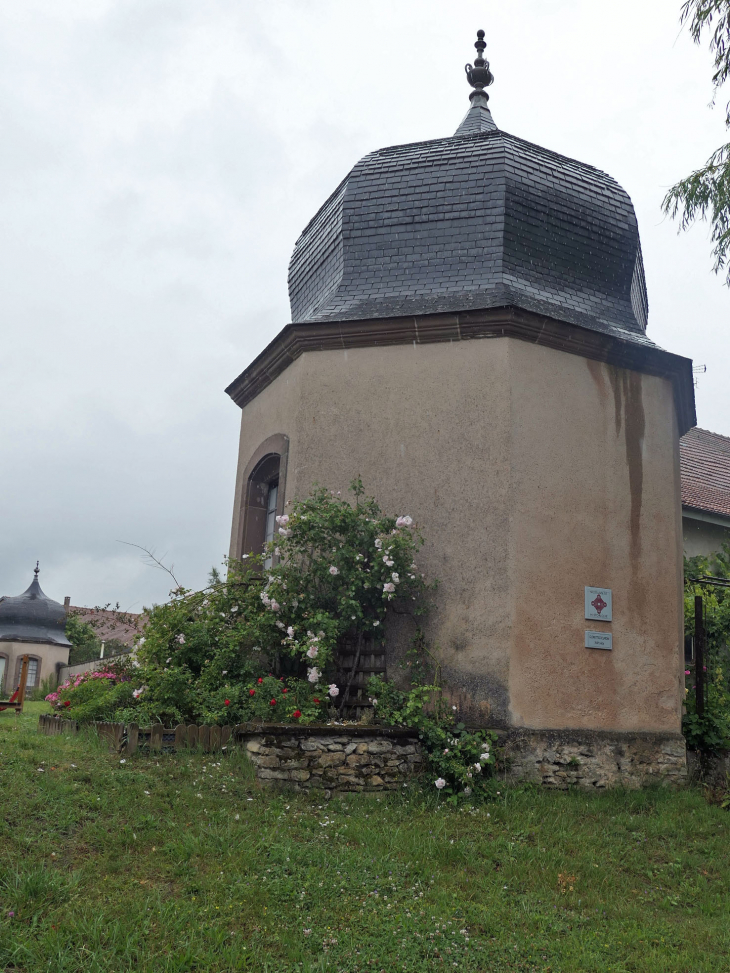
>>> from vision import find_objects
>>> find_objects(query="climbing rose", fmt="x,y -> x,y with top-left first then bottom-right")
292,710 -> 302,719
257,677 -> 263,684
396,515 -> 413,528
224,700 -> 230,706
435,778 -> 446,790
270,699 -> 277,706
275,514 -> 289,526
269,600 -> 280,612
328,684 -> 339,698
306,645 -> 318,659
313,698 -> 320,704
287,626 -> 295,638
64,700 -> 71,707
176,634 -> 185,644
383,582 -> 395,593
278,528 -> 292,538
308,667 -> 321,683
329,566 -> 339,575
249,689 -> 256,696
283,688 -> 288,694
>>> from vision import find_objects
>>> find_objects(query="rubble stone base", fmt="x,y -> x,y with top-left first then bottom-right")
241,726 -> 425,793
503,728 -> 687,789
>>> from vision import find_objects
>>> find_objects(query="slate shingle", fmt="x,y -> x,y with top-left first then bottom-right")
288,126 -> 652,348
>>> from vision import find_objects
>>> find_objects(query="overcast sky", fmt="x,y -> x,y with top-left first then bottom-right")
1,0 -> 728,611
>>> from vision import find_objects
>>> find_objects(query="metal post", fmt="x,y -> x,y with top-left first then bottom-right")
694,595 -> 705,718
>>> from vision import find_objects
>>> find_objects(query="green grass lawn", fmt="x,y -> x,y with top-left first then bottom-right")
1,703 -> 729,973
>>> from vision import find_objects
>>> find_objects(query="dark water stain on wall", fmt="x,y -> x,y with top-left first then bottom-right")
590,360 -> 646,614
606,365 -> 624,437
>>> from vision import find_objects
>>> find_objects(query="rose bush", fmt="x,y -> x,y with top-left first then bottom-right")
48,480 -> 431,726
368,676 -> 498,800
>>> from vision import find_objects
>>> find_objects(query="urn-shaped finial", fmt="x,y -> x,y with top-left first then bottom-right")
465,29 -> 494,94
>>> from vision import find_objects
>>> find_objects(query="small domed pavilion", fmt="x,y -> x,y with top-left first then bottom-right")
0,564 -> 71,694
225,33 -> 695,785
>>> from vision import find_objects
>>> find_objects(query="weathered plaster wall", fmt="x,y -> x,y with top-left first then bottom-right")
229,337 -> 684,735
231,340 -> 514,725
0,640 -> 69,694
508,345 -> 684,733
682,512 -> 730,558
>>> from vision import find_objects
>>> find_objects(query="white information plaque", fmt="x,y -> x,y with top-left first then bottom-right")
585,631 -> 613,650
585,586 -> 612,621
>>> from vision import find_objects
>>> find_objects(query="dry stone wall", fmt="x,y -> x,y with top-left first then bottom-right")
241,726 -> 425,793
503,729 -> 687,789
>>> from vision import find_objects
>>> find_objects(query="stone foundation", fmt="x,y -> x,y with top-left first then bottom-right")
240,725 -> 425,792
503,728 -> 687,789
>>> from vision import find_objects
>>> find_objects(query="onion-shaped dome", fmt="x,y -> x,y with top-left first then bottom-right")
288,31 -> 650,347
0,564 -> 71,646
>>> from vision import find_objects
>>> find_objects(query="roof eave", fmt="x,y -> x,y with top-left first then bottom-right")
225,306 -> 696,435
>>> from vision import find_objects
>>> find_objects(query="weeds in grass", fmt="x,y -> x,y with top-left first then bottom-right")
1,703 -> 729,972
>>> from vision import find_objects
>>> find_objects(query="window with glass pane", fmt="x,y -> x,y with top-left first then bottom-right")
27,659 -> 38,686
263,480 -> 279,569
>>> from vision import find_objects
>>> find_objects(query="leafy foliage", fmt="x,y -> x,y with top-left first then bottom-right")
683,543 -> 730,752
52,481 -> 431,727
663,2 -> 730,281
368,673 -> 497,801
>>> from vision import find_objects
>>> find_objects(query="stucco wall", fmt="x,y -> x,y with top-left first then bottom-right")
682,513 -> 730,558
0,641 -> 69,695
508,346 -> 683,733
229,337 -> 684,735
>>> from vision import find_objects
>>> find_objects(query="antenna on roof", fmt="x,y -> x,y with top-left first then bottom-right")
693,363 -> 706,388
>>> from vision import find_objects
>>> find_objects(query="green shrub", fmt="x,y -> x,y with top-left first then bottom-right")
368,675 -> 497,800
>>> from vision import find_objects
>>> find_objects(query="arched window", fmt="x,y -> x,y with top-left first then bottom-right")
234,434 -> 289,563
15,654 -> 40,689
0,653 -> 8,694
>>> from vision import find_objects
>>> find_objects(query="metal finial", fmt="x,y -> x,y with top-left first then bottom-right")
465,29 -> 494,95
34,560 -> 39,578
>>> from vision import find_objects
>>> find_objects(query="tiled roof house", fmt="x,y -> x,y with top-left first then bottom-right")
680,427 -> 730,557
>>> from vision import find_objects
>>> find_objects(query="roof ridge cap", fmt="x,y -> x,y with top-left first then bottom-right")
689,426 -> 730,443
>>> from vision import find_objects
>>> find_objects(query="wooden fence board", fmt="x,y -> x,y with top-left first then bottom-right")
174,724 -> 186,749
187,724 -> 198,748
112,723 -> 124,751
150,725 -> 163,750
221,726 -> 231,748
209,726 -> 221,752
127,722 -> 139,755
198,725 -> 210,752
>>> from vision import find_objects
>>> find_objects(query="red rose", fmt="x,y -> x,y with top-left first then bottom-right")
292,710 -> 302,719
224,699 -> 230,706
63,700 -> 71,707
270,699 -> 277,706
257,678 -> 263,684
249,689 -> 255,697
279,677 -> 284,681
282,688 -> 288,694
313,698 -> 320,704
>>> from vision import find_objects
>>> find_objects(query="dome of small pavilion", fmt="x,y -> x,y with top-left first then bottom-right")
288,31 -> 650,346
0,564 -> 71,646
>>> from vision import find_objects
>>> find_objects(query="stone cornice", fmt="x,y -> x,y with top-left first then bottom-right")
225,307 -> 696,435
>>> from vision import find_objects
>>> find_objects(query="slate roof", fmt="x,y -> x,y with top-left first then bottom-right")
0,568 -> 71,646
680,427 -> 730,521
288,120 -> 652,347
